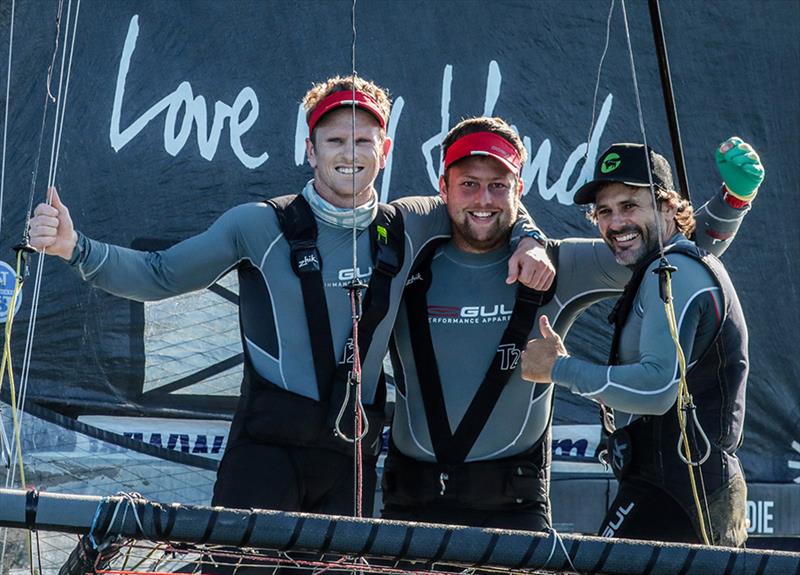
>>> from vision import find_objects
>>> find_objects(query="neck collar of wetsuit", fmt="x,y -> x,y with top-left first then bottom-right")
302,180 -> 378,231
441,242 -> 511,268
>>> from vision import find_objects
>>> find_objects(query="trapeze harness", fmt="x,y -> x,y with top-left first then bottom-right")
233,194 -> 405,455
383,242 -> 559,508
600,243 -> 747,513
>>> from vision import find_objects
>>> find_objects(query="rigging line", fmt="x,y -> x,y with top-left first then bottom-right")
619,0 -> 665,257
619,0 -> 712,544
7,0 -> 81,490
349,0 -> 365,521
0,0 -> 16,239
585,0 -> 615,152
18,0 -> 82,422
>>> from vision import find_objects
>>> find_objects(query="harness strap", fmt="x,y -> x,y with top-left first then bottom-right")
406,242 -> 557,464
601,241 -> 714,436
265,195 -> 404,407
267,195 -> 337,399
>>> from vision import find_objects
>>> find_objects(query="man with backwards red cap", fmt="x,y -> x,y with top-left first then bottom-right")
382,117 -> 759,533
27,77 -> 552,532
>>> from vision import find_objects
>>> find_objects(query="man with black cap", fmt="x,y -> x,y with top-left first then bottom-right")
521,139 -> 763,545
382,121 -> 760,533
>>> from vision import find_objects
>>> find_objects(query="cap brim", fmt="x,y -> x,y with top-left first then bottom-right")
573,179 -> 651,205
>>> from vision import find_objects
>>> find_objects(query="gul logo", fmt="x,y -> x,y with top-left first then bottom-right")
297,254 -> 320,269
428,304 -> 514,318
600,152 -> 621,174
497,343 -> 521,371
601,502 -> 635,538
338,266 -> 372,282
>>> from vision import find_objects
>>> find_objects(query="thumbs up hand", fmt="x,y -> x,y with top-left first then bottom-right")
28,187 -> 78,260
521,316 -> 568,384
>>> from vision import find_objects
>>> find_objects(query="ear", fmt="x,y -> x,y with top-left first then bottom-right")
659,199 -> 679,235
439,174 -> 448,203
516,177 -> 525,199
305,137 -> 316,169
379,137 -> 392,169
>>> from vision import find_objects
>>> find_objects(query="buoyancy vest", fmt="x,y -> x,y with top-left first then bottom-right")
233,194 -> 405,455
604,242 -> 748,511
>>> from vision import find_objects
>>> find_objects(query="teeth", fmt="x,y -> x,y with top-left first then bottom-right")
336,167 -> 362,175
470,211 -> 493,218
615,233 -> 639,242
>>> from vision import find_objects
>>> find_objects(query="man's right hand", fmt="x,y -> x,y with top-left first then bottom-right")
28,187 -> 78,260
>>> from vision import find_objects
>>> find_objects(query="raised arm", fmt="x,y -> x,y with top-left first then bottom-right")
693,137 -> 764,256
29,188 -> 261,301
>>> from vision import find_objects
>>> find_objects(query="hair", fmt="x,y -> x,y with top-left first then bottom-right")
302,75 -> 391,142
587,185 -> 696,236
441,117 -> 527,183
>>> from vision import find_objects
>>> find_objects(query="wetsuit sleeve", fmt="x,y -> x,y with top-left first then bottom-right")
510,202 -> 547,245
693,187 -> 751,256
555,238 -> 631,296
69,203 -> 264,301
551,255 -> 722,415
390,196 -> 452,260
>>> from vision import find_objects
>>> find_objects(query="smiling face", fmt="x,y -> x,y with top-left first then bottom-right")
440,156 -> 522,253
305,107 -> 391,208
594,183 -> 677,267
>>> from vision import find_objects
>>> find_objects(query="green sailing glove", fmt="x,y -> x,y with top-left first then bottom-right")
715,136 -> 765,201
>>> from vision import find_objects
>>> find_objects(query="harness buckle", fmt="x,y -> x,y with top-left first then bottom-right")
439,472 -> 449,496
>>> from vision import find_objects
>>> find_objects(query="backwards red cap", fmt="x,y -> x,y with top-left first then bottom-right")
307,90 -> 387,134
443,131 -> 522,176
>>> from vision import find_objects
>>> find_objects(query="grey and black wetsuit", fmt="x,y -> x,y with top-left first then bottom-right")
382,189 -> 749,531
69,181 -> 457,516
552,234 -> 749,546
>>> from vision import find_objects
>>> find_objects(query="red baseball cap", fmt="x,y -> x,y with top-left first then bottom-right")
443,131 -> 522,176
307,90 -> 387,134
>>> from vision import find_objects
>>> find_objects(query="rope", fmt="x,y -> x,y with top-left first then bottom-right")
0,0 -> 16,239
585,0 -> 615,151
619,0 -> 712,544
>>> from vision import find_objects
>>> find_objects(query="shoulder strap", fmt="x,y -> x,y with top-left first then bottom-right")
266,194 -> 337,400
601,241 -> 705,435
406,242 -> 559,464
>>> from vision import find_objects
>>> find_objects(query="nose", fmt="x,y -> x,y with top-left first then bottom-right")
476,184 -> 494,204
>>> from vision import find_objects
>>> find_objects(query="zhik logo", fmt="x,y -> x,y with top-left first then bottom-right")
297,254 -> 319,269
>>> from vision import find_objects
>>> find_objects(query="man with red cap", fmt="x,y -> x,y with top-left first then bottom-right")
26,76 -> 552,543
382,118 -> 759,533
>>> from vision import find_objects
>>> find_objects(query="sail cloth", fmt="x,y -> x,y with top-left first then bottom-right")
0,0 -> 797,522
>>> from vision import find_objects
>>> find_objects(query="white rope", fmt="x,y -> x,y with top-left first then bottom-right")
6,0 -> 82,491
586,0 -> 615,151
0,0 -> 16,239
619,0 -> 714,543
619,0 -> 665,254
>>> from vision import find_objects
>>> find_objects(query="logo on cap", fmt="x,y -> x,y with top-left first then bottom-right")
600,152 -> 621,174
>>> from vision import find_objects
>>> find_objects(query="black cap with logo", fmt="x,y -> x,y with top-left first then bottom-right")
573,143 -> 675,205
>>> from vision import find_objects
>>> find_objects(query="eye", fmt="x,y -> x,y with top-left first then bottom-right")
624,202 -> 637,210
489,182 -> 509,192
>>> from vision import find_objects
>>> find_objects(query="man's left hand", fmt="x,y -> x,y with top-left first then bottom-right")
507,237 -> 555,290
522,316 -> 567,383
